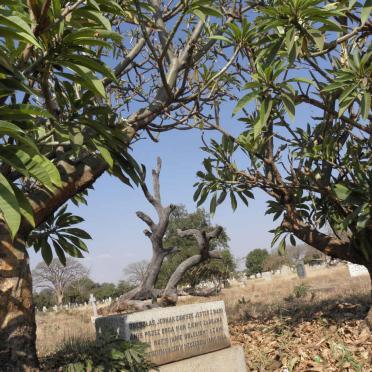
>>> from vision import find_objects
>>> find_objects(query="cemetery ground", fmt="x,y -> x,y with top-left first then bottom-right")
37,264 -> 372,371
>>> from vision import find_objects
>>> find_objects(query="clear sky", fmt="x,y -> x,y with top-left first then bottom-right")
29,117 -> 276,283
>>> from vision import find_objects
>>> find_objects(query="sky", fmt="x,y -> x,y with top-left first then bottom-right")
29,121 -> 276,283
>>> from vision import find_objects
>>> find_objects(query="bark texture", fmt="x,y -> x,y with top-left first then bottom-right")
0,227 -> 38,371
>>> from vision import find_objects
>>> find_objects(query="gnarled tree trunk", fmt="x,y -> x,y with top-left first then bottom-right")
108,158 -> 176,314
0,226 -> 38,371
160,226 -> 223,306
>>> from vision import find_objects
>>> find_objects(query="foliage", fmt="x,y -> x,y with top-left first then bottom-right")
27,204 -> 91,265
193,0 -> 372,266
293,283 -> 311,299
245,249 -> 269,276
33,289 -> 55,309
41,336 -> 154,372
156,205 -> 233,288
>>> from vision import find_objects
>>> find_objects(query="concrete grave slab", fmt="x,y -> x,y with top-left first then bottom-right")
155,345 -> 247,372
95,301 -> 230,366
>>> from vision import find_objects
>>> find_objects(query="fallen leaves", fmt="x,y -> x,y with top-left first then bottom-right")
230,303 -> 372,371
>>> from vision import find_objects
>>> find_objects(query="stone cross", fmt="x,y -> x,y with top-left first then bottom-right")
89,293 -> 98,318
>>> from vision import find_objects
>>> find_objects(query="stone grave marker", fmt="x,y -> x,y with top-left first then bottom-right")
296,261 -> 306,278
95,301 -> 246,371
347,262 -> 369,277
89,293 -> 98,321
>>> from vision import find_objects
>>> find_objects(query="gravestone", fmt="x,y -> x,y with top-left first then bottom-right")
95,301 -> 246,371
89,293 -> 98,319
347,262 -> 369,277
296,261 -> 306,278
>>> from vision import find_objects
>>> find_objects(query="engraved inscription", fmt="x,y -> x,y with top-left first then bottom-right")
95,301 -> 231,366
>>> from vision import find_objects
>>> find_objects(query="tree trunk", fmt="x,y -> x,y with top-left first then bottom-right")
135,250 -> 168,300
0,226 -> 39,371
56,291 -> 64,306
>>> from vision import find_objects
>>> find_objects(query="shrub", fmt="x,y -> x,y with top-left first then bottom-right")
41,336 -> 155,371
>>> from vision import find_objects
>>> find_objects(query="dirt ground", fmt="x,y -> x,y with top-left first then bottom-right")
36,264 -> 372,371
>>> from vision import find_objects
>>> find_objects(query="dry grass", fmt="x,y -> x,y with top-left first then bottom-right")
36,264 -> 372,371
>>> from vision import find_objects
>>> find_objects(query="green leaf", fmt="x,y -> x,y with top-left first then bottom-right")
208,35 -> 231,43
278,238 -> 286,256
73,9 -> 112,30
333,183 -> 352,201
11,185 -> 35,227
210,194 -> 217,214
230,191 -> 237,211
0,174 -> 20,238
361,91 -> 371,120
41,241 -> 53,265
255,98 -> 273,138
95,142 -> 114,168
0,15 -> 42,49
233,91 -> 258,115
53,240 -> 67,266
281,93 -> 295,121
361,0 -> 372,25
62,63 -> 106,97
61,228 -> 92,239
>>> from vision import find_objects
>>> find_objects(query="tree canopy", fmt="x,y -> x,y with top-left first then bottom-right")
193,0 -> 372,270
156,205 -> 234,288
245,248 -> 269,276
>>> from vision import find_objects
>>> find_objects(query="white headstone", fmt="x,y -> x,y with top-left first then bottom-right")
42,306 -> 47,313
347,262 -> 369,277
53,305 -> 58,312
89,293 -> 98,319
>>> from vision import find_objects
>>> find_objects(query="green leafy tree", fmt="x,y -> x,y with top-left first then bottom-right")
33,289 -> 55,309
245,248 -> 269,276
0,0 -> 236,367
193,1 -> 371,309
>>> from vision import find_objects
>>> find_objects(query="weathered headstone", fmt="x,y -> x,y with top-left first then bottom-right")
347,262 -> 369,277
296,261 -> 306,278
89,293 -> 98,320
42,306 -> 47,313
95,301 -> 246,371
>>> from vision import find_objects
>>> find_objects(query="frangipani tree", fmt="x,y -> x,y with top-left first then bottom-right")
194,0 -> 371,309
0,0 -> 242,368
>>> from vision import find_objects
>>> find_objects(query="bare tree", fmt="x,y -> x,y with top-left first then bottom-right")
105,158 -> 223,314
108,158 -> 177,313
123,260 -> 149,286
32,259 -> 88,305
160,226 -> 223,306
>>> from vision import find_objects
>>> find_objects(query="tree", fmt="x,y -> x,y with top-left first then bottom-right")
123,260 -> 150,286
0,1 -> 239,367
33,289 -> 55,309
192,1 -> 372,320
262,252 -> 287,273
156,206 -> 231,289
32,258 -> 88,305
245,249 -> 269,277
160,225 -> 224,305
